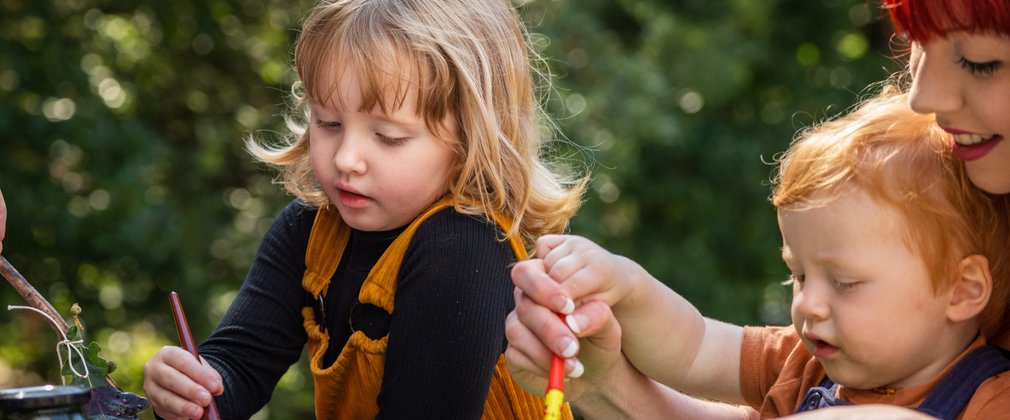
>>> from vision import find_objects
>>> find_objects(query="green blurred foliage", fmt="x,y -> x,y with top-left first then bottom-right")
0,0 -> 897,417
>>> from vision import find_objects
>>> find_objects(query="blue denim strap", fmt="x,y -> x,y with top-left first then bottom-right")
915,344 -> 1010,420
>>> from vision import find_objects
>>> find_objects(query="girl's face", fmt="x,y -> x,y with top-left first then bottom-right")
781,188 -> 965,390
309,68 -> 458,231
908,32 -> 1010,194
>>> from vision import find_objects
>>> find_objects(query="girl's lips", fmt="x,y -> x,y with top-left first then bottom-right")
951,135 -> 1004,162
337,189 -> 371,208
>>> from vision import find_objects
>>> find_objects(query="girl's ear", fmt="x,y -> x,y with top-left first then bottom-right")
946,254 -> 992,323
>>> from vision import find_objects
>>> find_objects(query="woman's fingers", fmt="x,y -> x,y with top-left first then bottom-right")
511,258 -> 573,314
504,309 -> 550,377
511,287 -> 578,359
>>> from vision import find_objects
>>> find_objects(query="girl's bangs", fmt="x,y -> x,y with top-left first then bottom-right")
296,14 -> 452,129
303,35 -> 407,109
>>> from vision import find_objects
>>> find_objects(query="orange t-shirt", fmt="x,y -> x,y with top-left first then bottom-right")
738,326 -> 1010,419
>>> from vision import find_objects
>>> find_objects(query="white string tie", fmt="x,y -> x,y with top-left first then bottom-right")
7,305 -> 90,382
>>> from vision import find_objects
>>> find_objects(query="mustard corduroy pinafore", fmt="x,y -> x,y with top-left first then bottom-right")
301,198 -> 573,419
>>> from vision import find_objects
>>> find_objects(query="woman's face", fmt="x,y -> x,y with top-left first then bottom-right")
909,32 -> 1010,194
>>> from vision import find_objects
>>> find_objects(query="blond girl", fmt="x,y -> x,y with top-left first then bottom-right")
143,0 -> 584,418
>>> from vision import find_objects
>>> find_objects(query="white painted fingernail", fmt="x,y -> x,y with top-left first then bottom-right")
554,296 -> 575,314
569,359 -> 584,378
560,338 -> 579,359
565,314 -> 582,334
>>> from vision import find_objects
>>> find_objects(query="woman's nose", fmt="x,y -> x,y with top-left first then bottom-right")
908,42 -> 963,116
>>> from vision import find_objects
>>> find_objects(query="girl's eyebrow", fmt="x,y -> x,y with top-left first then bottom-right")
370,111 -> 425,129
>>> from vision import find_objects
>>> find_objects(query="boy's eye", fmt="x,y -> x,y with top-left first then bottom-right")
957,57 -> 1002,77
832,279 -> 858,292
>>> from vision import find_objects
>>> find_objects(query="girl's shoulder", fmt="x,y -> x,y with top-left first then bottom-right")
260,198 -> 320,246
404,206 -> 514,263
398,206 -> 516,294
413,206 -> 507,244
279,198 -> 320,223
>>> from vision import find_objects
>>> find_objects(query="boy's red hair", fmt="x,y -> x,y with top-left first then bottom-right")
772,85 -> 1010,341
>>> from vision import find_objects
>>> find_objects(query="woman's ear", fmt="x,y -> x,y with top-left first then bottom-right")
946,254 -> 992,323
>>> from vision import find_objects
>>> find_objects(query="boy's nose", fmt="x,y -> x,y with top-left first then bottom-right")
792,285 -> 829,322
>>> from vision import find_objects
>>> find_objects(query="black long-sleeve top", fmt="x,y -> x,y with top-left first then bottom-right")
199,199 -> 516,419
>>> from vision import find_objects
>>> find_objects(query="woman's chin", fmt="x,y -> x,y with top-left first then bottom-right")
966,161 -> 1010,195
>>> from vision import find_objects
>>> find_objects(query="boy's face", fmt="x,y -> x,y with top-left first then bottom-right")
779,187 -> 958,390
309,66 -> 458,231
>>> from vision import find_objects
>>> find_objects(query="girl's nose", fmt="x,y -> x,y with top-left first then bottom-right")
908,42 -> 963,116
334,134 -> 366,174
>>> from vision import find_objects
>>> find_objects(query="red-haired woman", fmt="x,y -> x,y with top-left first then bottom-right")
505,1 -> 1010,418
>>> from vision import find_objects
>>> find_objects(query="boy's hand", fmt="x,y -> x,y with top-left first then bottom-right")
143,346 -> 223,420
518,234 -> 639,312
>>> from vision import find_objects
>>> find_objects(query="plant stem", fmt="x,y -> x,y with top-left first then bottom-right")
0,256 -> 69,335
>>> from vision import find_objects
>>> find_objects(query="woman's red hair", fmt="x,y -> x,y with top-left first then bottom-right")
883,0 -> 1010,41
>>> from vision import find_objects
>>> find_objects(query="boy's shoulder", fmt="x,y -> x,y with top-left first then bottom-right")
963,369 -> 1010,418
955,347 -> 1010,418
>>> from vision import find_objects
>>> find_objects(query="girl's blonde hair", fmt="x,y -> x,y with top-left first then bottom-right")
771,83 -> 1010,341
248,0 -> 586,246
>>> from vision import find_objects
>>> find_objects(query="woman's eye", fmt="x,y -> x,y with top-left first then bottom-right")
957,57 -> 1002,77
315,119 -> 340,129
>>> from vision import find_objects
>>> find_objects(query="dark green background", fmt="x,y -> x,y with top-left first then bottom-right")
0,0 -> 898,417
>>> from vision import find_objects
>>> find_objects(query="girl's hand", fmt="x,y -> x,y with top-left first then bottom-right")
143,346 -> 223,420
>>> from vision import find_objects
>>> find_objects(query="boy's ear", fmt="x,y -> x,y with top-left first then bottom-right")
946,254 -> 992,323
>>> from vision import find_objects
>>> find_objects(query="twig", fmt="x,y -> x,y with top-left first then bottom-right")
0,256 -> 69,335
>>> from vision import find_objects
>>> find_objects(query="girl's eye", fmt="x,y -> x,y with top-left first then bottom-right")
956,57 -> 1002,77
315,119 -> 340,129
377,133 -> 407,146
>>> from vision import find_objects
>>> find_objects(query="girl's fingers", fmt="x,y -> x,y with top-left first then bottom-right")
161,347 -> 222,397
146,379 -> 206,420
144,346 -> 219,417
